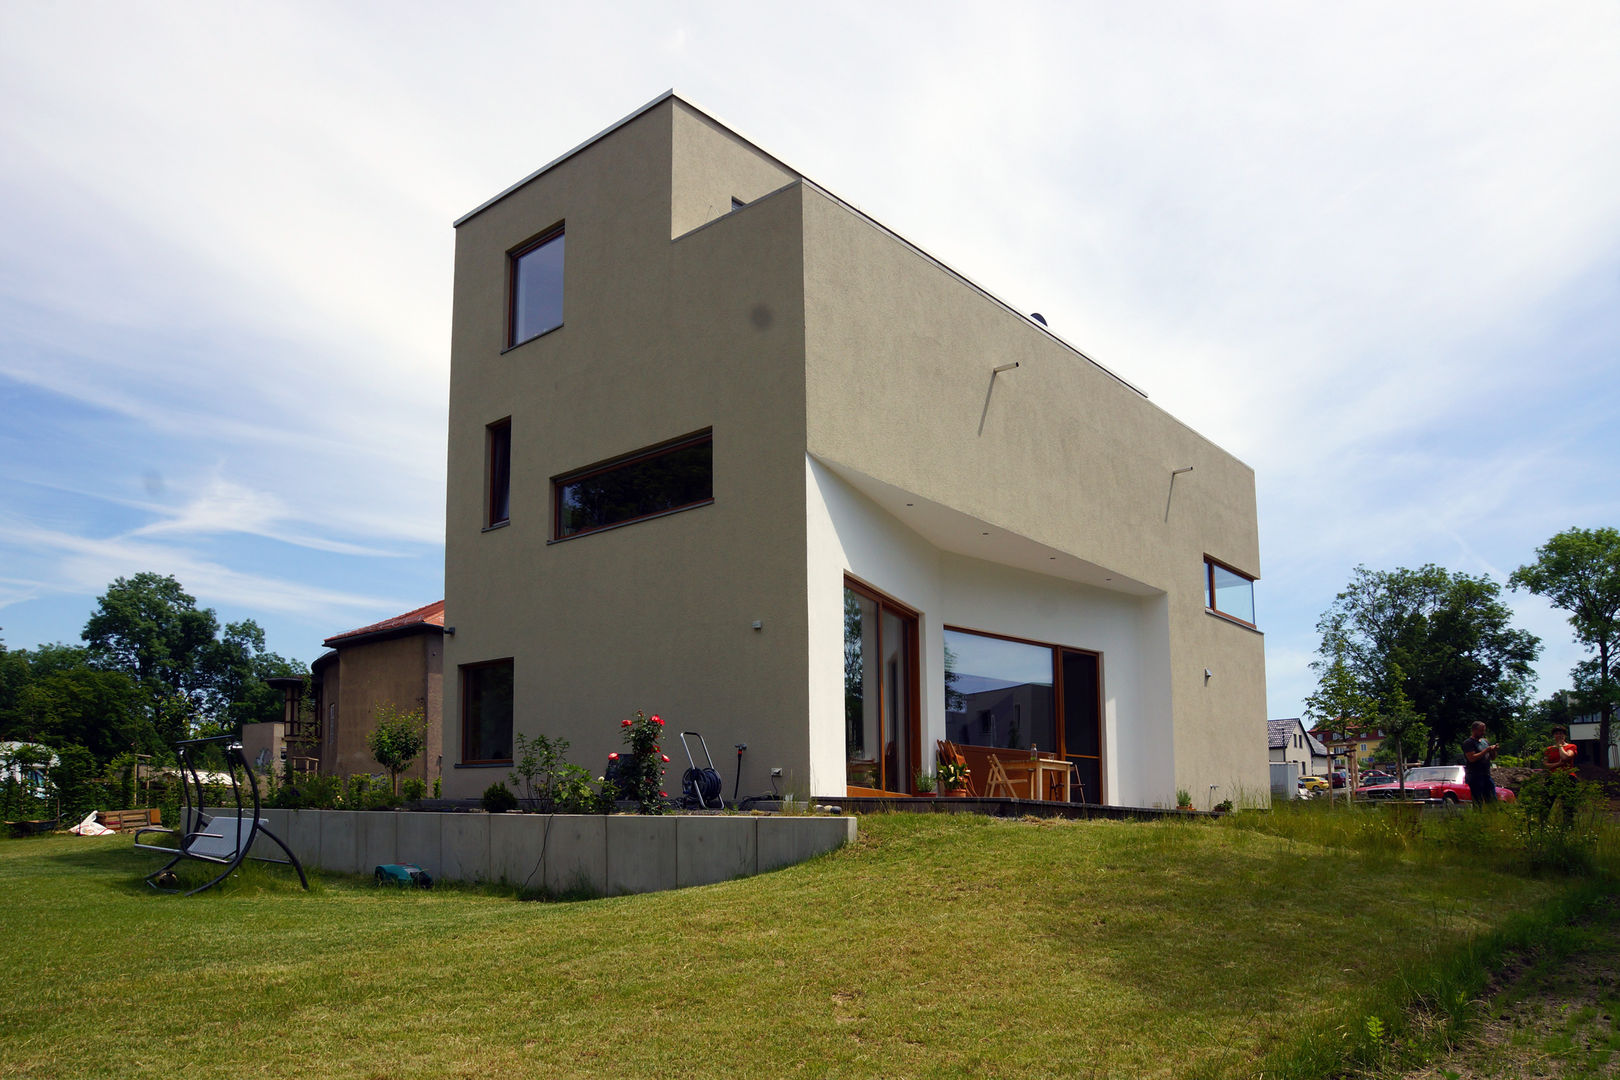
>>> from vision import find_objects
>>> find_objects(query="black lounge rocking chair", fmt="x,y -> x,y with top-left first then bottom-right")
136,734 -> 309,896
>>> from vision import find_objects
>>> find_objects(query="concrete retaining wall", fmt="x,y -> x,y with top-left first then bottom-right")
219,808 -> 856,895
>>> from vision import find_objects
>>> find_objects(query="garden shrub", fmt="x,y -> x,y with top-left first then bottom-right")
50,745 -> 99,822
482,781 -> 518,813
344,773 -> 373,807
614,711 -> 670,815
105,752 -> 137,810
400,777 -> 426,803
1511,772 -> 1602,874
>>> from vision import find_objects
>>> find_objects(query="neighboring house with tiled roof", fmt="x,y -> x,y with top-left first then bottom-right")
309,601 -> 445,783
1306,732 -> 1331,776
1268,718 -> 1314,795
1309,723 -> 1388,766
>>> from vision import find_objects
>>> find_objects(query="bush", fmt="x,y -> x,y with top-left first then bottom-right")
50,745 -> 99,822
105,752 -> 138,810
401,777 -> 426,803
552,763 -> 606,814
482,782 -> 518,813
616,711 -> 669,815
1511,772 -> 1603,874
344,773 -> 374,807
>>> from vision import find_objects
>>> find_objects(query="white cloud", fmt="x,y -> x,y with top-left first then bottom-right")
0,520 -> 395,625
0,0 -> 1616,711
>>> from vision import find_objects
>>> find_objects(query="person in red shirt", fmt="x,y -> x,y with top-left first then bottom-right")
1543,725 -> 1577,775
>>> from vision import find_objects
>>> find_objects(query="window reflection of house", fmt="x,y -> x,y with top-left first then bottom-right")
947,676 -> 1053,751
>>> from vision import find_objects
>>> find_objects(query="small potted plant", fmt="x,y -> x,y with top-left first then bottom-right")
938,760 -> 970,796
914,770 -> 936,795
1176,787 -> 1193,810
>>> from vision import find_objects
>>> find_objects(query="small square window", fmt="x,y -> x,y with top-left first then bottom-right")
1205,557 -> 1256,626
509,228 -> 564,346
461,660 -> 513,764
486,418 -> 511,527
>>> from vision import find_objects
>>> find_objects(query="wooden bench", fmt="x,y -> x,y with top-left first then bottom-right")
96,808 -> 162,833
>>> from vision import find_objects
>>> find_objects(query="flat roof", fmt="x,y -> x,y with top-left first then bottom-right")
453,90 -> 1147,398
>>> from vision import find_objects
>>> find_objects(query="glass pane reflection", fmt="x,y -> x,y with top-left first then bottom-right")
943,629 -> 1055,752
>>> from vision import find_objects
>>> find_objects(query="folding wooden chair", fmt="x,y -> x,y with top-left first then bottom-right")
984,755 -> 1019,799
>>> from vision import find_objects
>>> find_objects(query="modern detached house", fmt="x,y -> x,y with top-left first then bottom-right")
441,92 -> 1267,810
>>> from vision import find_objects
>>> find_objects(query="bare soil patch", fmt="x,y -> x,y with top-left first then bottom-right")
1403,898 -> 1620,1080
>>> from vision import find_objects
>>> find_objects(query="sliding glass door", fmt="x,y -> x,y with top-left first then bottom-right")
844,580 -> 918,794
944,626 -> 1103,803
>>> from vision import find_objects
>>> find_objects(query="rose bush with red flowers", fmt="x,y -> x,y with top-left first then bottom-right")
615,710 -> 669,814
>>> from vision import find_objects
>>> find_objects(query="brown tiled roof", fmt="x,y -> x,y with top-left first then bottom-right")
323,600 -> 445,647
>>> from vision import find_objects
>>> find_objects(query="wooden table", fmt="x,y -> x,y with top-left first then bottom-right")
1031,758 -> 1076,802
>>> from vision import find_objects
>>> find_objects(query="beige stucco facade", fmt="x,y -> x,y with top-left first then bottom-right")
312,630 -> 443,784
442,93 -> 1267,809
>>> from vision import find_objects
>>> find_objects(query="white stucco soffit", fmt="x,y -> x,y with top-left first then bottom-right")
809,454 -> 1158,597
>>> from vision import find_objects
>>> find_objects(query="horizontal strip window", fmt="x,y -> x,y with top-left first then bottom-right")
1205,557 -> 1256,627
553,430 -> 713,540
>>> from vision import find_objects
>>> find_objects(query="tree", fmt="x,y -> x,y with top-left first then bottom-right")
1511,527 -> 1620,767
1313,564 -> 1540,765
366,704 -> 427,795
1305,656 -> 1373,805
0,644 -> 155,762
82,573 -> 300,744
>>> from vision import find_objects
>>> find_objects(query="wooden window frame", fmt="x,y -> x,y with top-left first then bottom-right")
943,624 -> 1105,803
459,658 -> 514,766
845,577 -> 922,795
551,430 -> 713,541
485,417 -> 511,529
1204,556 -> 1258,629
506,225 -> 565,348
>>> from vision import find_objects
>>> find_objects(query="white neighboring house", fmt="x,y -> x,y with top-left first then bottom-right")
1308,732 -> 1331,778
1267,718 -> 1314,798
1569,714 -> 1620,769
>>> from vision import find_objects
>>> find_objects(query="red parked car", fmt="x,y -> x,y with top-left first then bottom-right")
1357,765 -> 1515,805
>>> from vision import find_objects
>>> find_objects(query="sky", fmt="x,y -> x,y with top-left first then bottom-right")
2,1 -> 1617,723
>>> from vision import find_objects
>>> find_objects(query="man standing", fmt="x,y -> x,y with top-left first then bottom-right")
1461,721 -> 1499,807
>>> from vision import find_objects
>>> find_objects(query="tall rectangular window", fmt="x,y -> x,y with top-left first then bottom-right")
461,660 -> 513,765
509,228 -> 564,346
486,418 -> 511,527
1205,557 -> 1257,626
553,431 -> 712,540
844,580 -> 918,794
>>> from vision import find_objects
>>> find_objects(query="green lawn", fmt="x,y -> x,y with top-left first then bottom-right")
0,810 -> 1609,1080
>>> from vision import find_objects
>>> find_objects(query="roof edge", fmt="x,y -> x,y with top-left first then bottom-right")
454,89 -> 677,228
455,90 -> 1147,399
